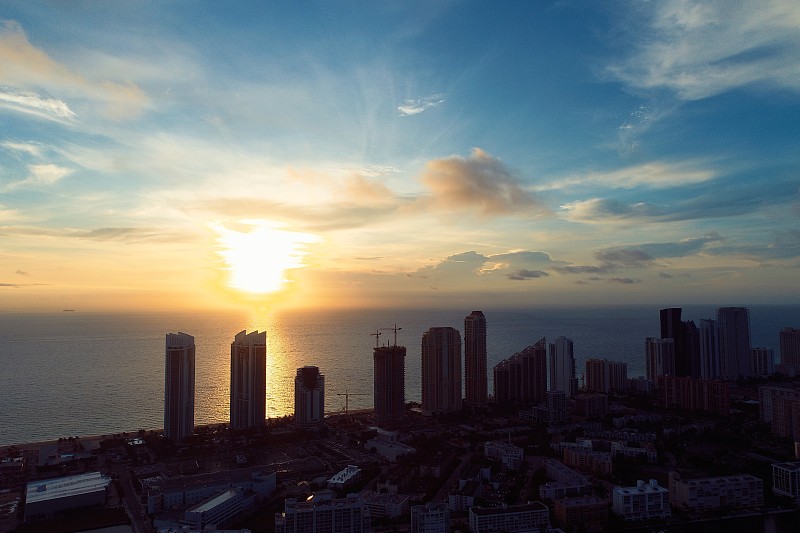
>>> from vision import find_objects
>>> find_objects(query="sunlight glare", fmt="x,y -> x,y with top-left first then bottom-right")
211,220 -> 317,294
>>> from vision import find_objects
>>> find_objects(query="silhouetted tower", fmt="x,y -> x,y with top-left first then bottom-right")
717,307 -> 751,380
373,330 -> 406,423
421,327 -> 462,413
464,311 -> 488,406
230,330 -> 267,429
164,332 -> 195,442
493,338 -> 547,405
295,366 -> 324,429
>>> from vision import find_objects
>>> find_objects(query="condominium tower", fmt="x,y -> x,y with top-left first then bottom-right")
549,336 -> 577,398
421,327 -> 462,413
464,311 -> 488,406
295,366 -> 325,429
780,327 -> 800,368
717,307 -> 752,380
230,330 -> 267,429
164,332 -> 195,442
493,338 -> 547,405
645,337 -> 675,382
373,344 -> 406,423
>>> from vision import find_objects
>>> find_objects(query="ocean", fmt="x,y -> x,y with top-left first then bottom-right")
1,305 -> 799,447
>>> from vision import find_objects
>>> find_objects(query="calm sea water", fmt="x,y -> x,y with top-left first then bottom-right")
1,305 -> 798,447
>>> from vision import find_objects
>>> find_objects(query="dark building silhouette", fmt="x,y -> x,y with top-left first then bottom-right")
493,338 -> 547,405
659,308 -> 699,378
421,327 -> 462,413
717,307 -> 752,380
464,311 -> 488,406
230,330 -> 267,429
295,365 -> 324,429
780,327 -> 800,368
373,344 -> 406,423
164,332 -> 195,442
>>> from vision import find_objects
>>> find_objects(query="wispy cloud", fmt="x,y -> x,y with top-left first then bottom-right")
607,1 -> 800,100
397,93 -> 445,116
507,269 -> 549,280
546,161 -> 717,191
0,87 -> 75,122
2,140 -> 43,156
0,20 -> 148,120
417,148 -> 547,217
3,163 -> 70,190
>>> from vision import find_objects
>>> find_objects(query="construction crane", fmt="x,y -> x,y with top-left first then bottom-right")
379,324 -> 402,346
370,329 -> 382,348
336,390 -> 369,416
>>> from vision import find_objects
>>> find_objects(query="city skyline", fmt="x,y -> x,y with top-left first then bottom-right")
1,2 -> 799,313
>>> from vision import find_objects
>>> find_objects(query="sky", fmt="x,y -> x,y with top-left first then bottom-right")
1,1 -> 799,312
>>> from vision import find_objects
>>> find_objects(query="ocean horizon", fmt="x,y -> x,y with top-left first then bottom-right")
2,304 -> 799,447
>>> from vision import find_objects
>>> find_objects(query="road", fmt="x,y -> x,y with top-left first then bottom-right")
114,465 -> 151,533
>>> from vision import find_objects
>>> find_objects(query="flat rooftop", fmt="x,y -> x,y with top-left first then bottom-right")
187,489 -> 240,514
26,472 -> 111,504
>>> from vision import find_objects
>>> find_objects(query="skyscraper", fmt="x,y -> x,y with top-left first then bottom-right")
164,332 -> 195,442
780,327 -> 800,368
659,308 -> 698,377
295,366 -> 324,429
698,319 -> 720,379
421,327 -> 462,413
752,347 -> 774,377
464,311 -> 488,406
374,344 -> 406,424
230,330 -> 267,430
549,336 -> 577,398
493,338 -> 547,405
717,307 -> 751,380
645,337 -> 675,382
585,358 -> 627,394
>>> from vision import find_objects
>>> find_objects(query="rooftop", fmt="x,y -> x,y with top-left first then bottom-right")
26,472 -> 111,504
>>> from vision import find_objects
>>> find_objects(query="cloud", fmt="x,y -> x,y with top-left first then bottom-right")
594,248 -> 653,266
2,140 -> 43,156
418,148 -> 546,216
553,264 -> 614,275
0,20 -> 147,120
560,198 -> 660,222
608,277 -> 638,284
547,161 -> 717,191
507,269 -> 549,280
397,93 -> 445,116
0,87 -> 75,122
606,1 -> 800,99
3,163 -> 71,190
15,270 -> 28,275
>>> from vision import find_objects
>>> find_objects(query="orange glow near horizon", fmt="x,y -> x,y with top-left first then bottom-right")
211,220 -> 318,296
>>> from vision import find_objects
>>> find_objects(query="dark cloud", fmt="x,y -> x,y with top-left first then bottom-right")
608,277 -> 638,284
553,264 -> 614,274
658,272 -> 673,279
594,248 -> 653,265
15,269 -> 28,275
419,148 -> 547,217
507,269 -> 549,280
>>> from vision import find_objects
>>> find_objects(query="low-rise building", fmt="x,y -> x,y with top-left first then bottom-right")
328,465 -> 361,490
539,460 -> 591,500
275,493 -> 370,533
554,496 -> 608,527
184,489 -> 244,530
612,480 -> 670,521
468,502 -> 550,533
574,393 -> 608,418
772,462 -> 800,502
411,502 -> 449,533
484,440 -> 523,470
563,448 -> 612,477
24,471 -> 112,522
669,471 -> 763,513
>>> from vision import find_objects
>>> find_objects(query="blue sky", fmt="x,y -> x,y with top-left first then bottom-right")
1,1 -> 799,311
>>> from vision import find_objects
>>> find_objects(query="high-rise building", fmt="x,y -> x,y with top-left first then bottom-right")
659,308 -> 698,377
718,307 -> 752,380
549,336 -> 577,398
295,366 -> 324,429
464,311 -> 488,406
421,327 -> 462,413
373,344 -> 406,423
164,332 -> 195,442
645,337 -> 675,382
698,319 -> 720,379
752,347 -> 775,377
780,328 -> 800,368
493,338 -> 547,405
230,330 -> 267,430
585,359 -> 627,394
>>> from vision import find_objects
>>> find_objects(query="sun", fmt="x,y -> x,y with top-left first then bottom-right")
211,220 -> 317,294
